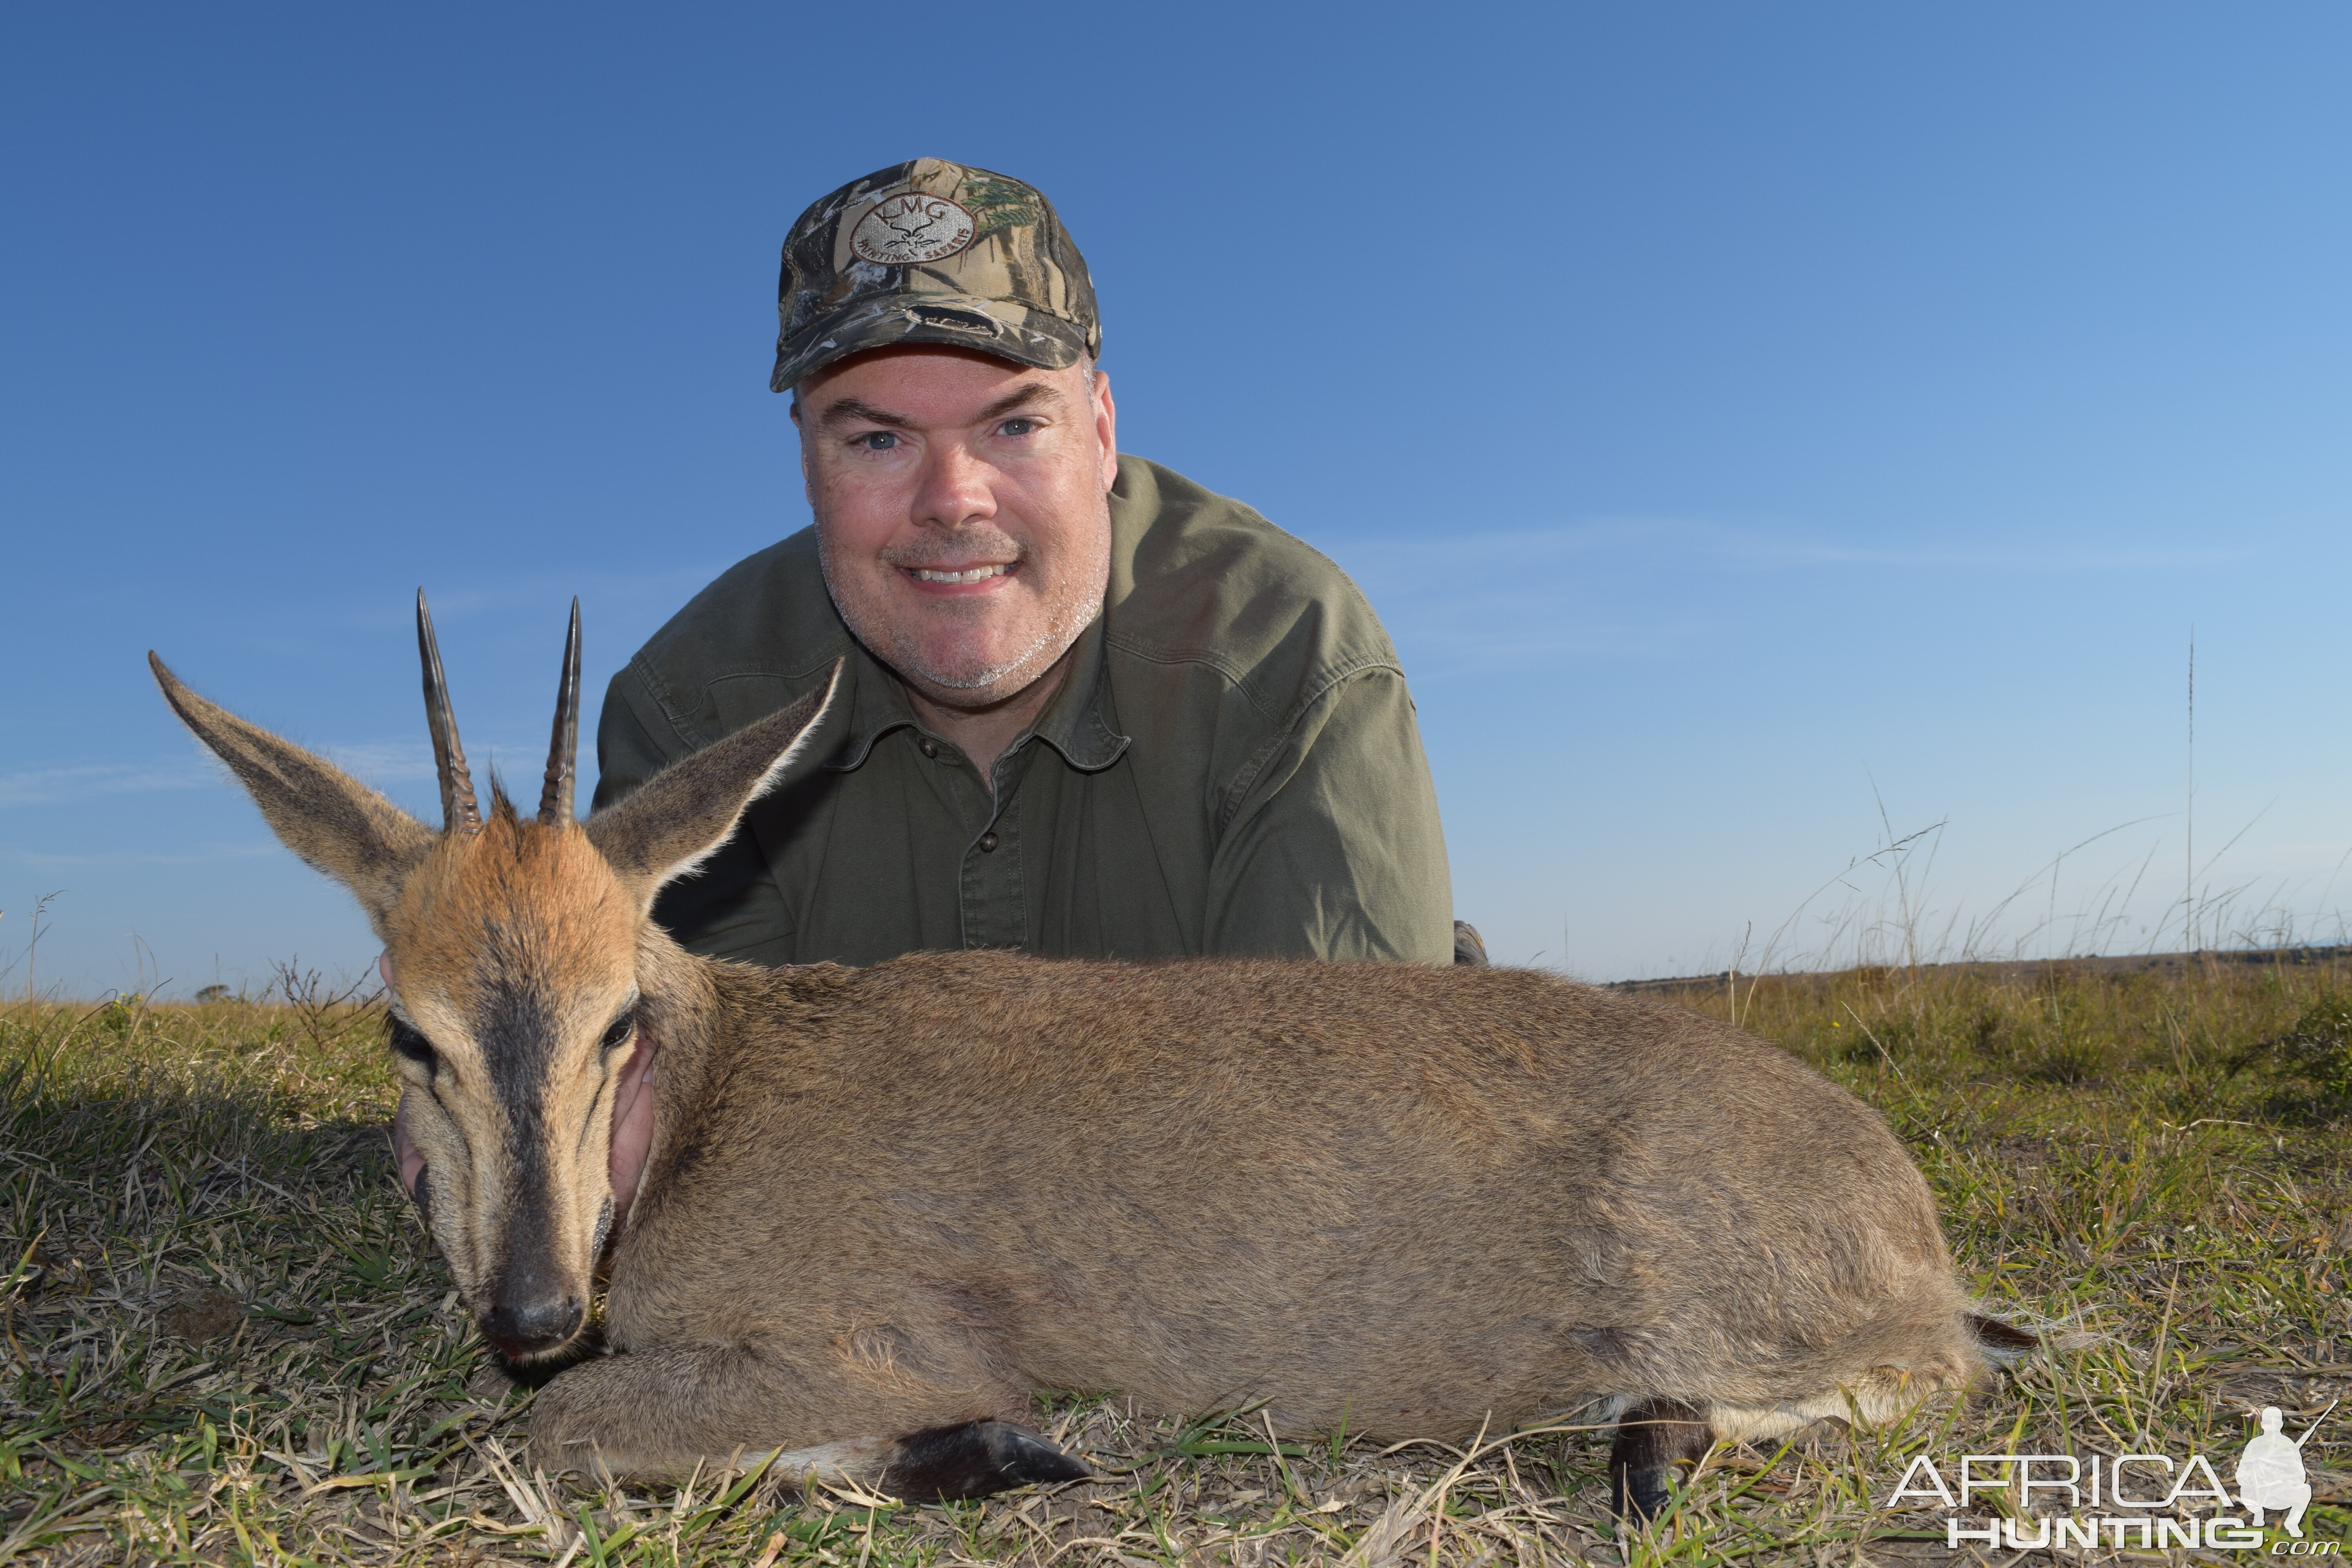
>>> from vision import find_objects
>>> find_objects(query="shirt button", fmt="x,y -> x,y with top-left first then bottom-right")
978,830 -> 1000,853
918,737 -> 939,759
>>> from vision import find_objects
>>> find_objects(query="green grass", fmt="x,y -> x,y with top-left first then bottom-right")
2,960 -> 2347,1564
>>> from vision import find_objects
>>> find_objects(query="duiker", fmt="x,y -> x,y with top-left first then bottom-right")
152,597 -> 2026,1517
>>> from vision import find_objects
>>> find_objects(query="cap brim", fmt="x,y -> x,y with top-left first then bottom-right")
772,294 -> 1092,392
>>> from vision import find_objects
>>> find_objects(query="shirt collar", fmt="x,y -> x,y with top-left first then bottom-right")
822,609 -> 1129,774
821,638 -> 918,772
1027,610 -> 1129,772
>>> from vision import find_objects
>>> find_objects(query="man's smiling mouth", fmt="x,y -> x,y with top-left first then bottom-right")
906,564 -> 1012,584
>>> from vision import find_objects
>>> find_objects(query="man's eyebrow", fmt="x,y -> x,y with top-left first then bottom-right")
820,381 -> 1066,431
817,396 -> 914,430
974,382 -> 1064,423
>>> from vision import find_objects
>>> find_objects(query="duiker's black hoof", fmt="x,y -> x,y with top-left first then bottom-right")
884,1420 -> 1091,1502
1609,1399 -> 1712,1523
1613,1461 -> 1676,1522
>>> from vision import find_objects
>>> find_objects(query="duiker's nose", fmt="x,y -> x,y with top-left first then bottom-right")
483,1291 -> 584,1359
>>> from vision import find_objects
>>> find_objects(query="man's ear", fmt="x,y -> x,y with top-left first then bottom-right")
793,401 -> 817,506
584,660 -> 843,909
1091,367 -> 1118,494
150,653 -> 436,931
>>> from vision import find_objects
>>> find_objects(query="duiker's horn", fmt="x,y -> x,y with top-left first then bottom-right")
537,597 -> 582,826
416,590 -> 481,834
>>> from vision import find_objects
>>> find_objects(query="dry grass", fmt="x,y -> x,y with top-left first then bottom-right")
2,958 -> 2347,1565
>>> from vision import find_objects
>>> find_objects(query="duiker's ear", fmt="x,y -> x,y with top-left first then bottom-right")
585,660 -> 843,907
151,653 -> 436,931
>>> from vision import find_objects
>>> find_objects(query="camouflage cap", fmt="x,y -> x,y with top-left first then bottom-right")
771,158 -> 1101,392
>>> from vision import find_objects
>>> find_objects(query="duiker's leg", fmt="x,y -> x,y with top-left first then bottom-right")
528,1342 -> 1083,1499
750,1421 -> 1088,1502
1610,1399 -> 1713,1522
884,1421 -> 1092,1501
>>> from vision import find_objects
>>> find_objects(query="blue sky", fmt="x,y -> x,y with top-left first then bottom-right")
5,4 -> 2347,995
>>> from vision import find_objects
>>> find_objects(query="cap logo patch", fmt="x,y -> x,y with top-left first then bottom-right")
851,194 -> 977,265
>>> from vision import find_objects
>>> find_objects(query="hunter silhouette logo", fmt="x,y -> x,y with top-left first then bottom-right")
850,193 -> 977,265
2238,1404 -> 2328,1537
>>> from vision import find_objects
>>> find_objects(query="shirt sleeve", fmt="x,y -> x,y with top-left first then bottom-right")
1202,667 -> 1455,963
592,663 -> 798,965
590,663 -> 681,813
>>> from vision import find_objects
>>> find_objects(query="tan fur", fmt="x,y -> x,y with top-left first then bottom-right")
155,649 -> 2002,1493
149,655 -> 434,927
385,807 -> 639,1321
538,953 -> 1986,1478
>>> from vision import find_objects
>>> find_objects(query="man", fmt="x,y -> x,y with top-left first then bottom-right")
592,158 -> 1466,967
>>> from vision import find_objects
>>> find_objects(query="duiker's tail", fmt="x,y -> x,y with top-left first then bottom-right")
1965,1311 -> 2040,1369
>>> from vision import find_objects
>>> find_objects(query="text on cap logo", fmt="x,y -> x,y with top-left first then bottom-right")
851,194 -> 977,265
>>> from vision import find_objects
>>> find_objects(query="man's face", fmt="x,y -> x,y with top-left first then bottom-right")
795,345 -> 1118,710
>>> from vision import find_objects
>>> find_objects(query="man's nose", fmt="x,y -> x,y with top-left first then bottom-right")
911,440 -> 995,529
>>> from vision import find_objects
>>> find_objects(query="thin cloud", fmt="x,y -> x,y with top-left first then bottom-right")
1333,515 -> 2244,679
322,737 -> 549,790
1388,612 -> 1717,679
0,760 -> 215,808
317,739 -> 438,781
1,736 -> 519,810
1339,518 -> 2246,575
1742,539 -> 2244,570
323,563 -> 750,634
15,844 -> 284,867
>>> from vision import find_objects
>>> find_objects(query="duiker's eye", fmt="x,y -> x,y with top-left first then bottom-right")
599,1007 -> 637,1053
388,1019 -> 437,1071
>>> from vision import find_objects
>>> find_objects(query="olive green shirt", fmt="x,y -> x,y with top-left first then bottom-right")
591,456 -> 1454,966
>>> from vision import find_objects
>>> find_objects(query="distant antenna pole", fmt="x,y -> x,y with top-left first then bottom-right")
2186,628 -> 2196,953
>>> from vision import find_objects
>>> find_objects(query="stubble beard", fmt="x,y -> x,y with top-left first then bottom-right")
818,519 -> 1111,706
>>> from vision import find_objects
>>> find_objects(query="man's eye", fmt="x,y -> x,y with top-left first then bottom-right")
857,431 -> 898,451
999,418 -> 1037,437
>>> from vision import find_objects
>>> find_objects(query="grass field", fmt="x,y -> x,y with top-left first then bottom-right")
2,957 -> 2347,1565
